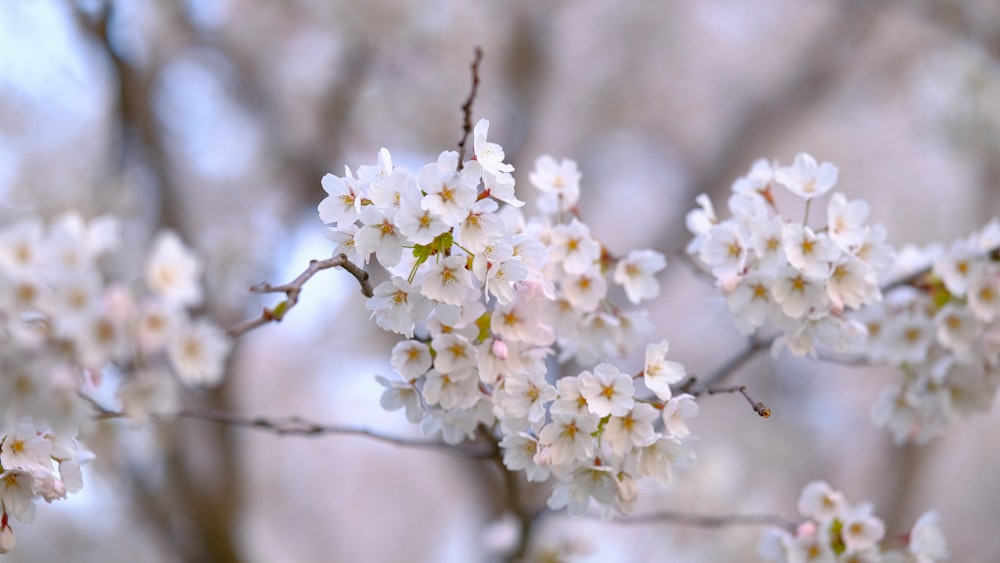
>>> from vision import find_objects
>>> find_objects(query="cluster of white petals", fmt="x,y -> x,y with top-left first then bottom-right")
0,213 -> 229,550
320,120 -> 690,516
759,481 -> 947,563
686,154 -> 896,358
863,220 -> 1000,444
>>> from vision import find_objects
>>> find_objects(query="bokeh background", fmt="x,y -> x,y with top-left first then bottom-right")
2,0 -> 999,561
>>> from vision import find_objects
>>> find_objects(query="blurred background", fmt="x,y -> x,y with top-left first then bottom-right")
2,0 -> 999,561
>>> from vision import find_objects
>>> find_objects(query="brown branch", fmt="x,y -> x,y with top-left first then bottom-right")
227,253 -> 373,337
588,509 -> 798,531
707,385 -> 771,419
456,47 -> 484,168
92,403 -> 494,459
686,336 -> 773,396
483,434 -> 542,563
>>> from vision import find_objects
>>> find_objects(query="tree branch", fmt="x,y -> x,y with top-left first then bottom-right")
227,252 -> 373,337
707,385 -> 772,418
686,336 -> 774,396
92,404 -> 494,459
589,509 -> 798,531
456,47 -> 484,168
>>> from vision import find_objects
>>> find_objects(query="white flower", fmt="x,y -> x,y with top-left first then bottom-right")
473,119 -> 514,177
662,394 -> 698,438
826,256 -> 879,311
580,363 -> 634,417
797,480 -> 846,521
421,396 -> 494,445
933,303 -> 980,356
499,433 -> 549,482
775,152 -> 838,200
546,464 -> 616,516
685,193 -> 718,253
727,272 -> 777,333
841,503 -> 885,553
0,470 -> 36,523
537,413 -> 599,466
490,289 -> 554,345
782,224 -> 838,280
772,266 -> 829,319
168,320 -> 231,387
643,339 -> 685,401
396,184 -> 449,245
0,520 -> 14,554
871,385 -> 926,444
966,264 -> 999,322
496,370 -> 557,423
637,436 -> 691,485
117,370 -> 180,418
827,193 -> 870,250
549,375 -> 590,417
561,266 -> 608,313
367,278 -> 427,337
375,374 -> 423,424
613,249 -> 666,304
602,402 -> 659,456
699,222 -> 748,281
747,215 -> 786,275
454,198 -> 504,253
882,311 -> 934,365
483,168 -> 524,208
419,255 -> 474,306
421,368 -> 479,410
367,167 -> 408,217
318,169 -> 362,226
354,206 -> 404,267
432,333 -> 477,373
932,238 -> 982,295
0,423 -> 51,472
908,511 -> 948,561
390,340 -> 433,379
482,255 -> 528,306
0,219 -> 43,278
356,147 -> 394,188
732,158 -> 777,197
146,230 -> 203,307
530,156 -> 581,214
855,223 -> 896,278
549,219 -> 601,275
45,213 -> 119,274
324,224 -> 363,265
419,151 -> 479,227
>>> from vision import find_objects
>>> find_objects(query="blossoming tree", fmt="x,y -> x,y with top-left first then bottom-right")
2,2 -> 999,561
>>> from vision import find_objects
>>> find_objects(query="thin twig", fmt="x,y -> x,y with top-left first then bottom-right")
456,47 -> 484,168
586,510 -> 798,531
227,253 -> 373,337
685,336 -> 773,396
706,385 -> 771,419
92,403 -> 494,459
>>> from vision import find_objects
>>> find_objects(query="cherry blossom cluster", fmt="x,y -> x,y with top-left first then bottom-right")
686,154 -> 896,358
0,213 -> 230,553
759,481 -> 948,563
862,219 -> 999,444
319,120 -> 695,516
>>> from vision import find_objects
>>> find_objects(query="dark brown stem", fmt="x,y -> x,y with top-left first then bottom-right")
706,385 -> 771,419
91,402 -> 494,459
584,509 -> 798,531
456,47 -> 484,168
227,253 -> 373,337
